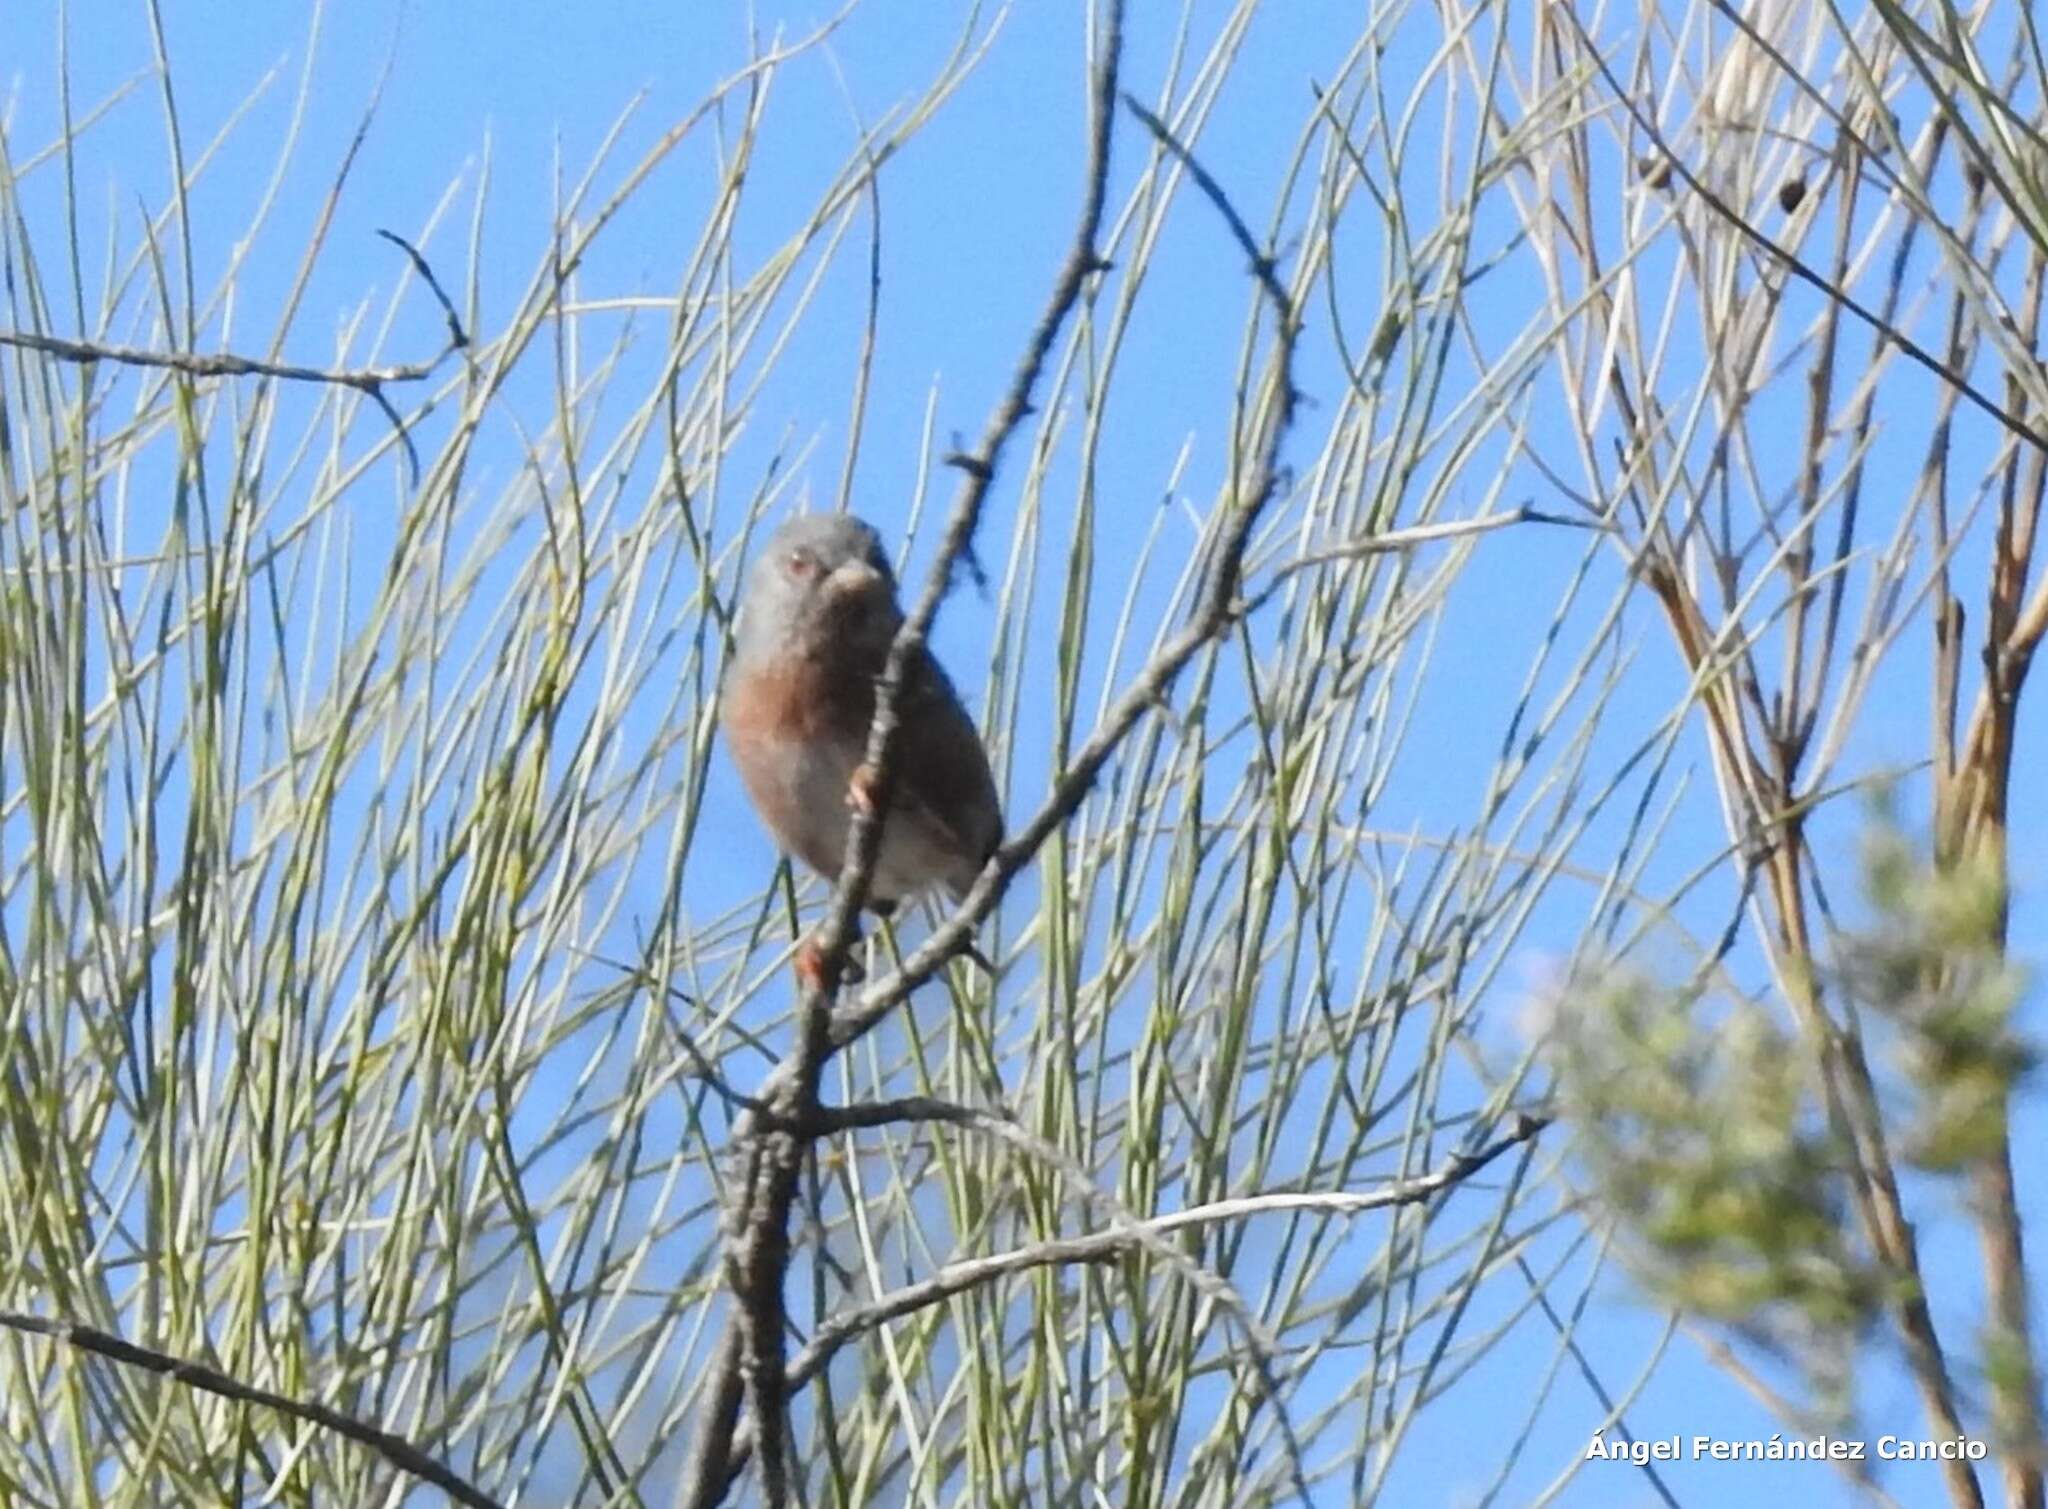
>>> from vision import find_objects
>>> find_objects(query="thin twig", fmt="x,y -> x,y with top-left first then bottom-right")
1239,506 -> 1610,615
1555,7 -> 2047,456
0,1312 -> 503,1509
375,227 -> 471,353
1123,90 -> 1279,291
0,232 -> 467,482
0,326 -> 451,389
785,1115 -> 1551,1389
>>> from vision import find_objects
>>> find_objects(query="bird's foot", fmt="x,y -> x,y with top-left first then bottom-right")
846,762 -> 882,818
795,931 -> 867,993
795,937 -> 830,993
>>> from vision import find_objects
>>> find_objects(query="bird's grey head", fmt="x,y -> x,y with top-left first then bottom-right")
734,513 -> 901,665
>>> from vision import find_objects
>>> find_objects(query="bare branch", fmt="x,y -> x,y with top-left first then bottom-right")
785,1115 -> 1551,1389
1554,7 -> 2048,457
374,227 -> 471,353
0,325 -> 452,390
0,1312 -> 503,1509
0,229 -> 466,482
1239,506 -> 1613,616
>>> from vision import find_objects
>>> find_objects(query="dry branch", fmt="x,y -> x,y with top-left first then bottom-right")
0,1312 -> 501,1509
0,230 -> 467,481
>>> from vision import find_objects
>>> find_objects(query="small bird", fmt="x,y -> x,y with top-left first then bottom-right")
723,513 -> 1003,985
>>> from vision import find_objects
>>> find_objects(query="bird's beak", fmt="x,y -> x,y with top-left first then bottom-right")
824,559 -> 888,601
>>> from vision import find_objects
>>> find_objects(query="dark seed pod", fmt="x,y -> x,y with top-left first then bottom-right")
1777,176 -> 1806,213
1965,161 -> 1987,199
1639,154 -> 1673,190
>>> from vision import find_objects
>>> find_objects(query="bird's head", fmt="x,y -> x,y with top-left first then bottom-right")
735,513 -> 902,664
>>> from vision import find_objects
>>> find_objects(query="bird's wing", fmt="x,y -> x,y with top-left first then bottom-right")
892,649 -> 1003,896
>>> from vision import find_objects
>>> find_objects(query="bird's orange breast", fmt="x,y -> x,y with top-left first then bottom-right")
725,651 -> 868,748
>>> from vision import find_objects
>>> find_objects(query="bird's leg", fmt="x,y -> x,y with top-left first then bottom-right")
795,936 -> 831,994
846,762 -> 882,818
795,929 -> 867,992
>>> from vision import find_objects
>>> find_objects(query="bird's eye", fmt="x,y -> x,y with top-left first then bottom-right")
784,550 -> 818,579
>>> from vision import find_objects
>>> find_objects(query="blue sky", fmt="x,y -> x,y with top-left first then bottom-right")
5,2 -> 2042,1505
